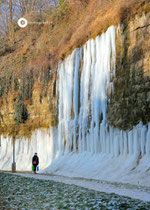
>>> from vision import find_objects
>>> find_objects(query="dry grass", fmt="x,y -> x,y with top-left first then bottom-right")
3,0 -> 148,70
44,0 -> 149,67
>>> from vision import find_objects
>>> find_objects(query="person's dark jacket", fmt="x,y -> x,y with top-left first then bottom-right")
32,155 -> 39,166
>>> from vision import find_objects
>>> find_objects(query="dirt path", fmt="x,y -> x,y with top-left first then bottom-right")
11,172 -> 150,202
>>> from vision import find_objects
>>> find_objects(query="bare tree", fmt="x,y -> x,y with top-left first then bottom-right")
14,0 -> 58,15
0,0 -> 58,38
9,0 -> 13,23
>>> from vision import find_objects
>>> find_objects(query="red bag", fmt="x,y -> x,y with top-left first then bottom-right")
33,161 -> 36,164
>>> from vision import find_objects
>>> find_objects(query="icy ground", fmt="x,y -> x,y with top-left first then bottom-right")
13,172 -> 150,202
1,172 -> 150,209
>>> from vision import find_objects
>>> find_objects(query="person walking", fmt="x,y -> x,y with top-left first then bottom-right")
32,153 -> 39,174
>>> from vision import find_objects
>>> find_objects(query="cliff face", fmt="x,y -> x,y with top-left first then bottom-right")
0,68 -> 58,137
108,12 -> 150,130
0,1 -> 150,137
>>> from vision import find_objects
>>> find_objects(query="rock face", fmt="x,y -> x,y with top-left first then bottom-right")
108,12 -> 150,130
0,11 -> 150,136
0,68 -> 58,137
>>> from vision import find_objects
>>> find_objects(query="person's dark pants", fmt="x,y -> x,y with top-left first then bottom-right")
33,164 -> 37,173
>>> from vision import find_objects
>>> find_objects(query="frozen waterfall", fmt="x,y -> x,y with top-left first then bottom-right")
55,26 -> 150,159
43,26 -> 150,185
57,26 -> 116,155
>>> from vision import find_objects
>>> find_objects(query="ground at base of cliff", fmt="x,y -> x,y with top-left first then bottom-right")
0,172 -> 150,209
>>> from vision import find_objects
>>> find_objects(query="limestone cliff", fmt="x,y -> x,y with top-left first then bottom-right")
108,12 -> 150,130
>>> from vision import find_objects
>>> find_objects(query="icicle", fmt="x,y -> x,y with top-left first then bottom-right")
114,135 -> 120,157
146,123 -> 150,156
106,126 -> 110,154
133,126 -> 141,157
128,130 -> 133,155
123,131 -> 128,155
73,48 -> 82,152
141,125 -> 147,156
120,131 -> 124,155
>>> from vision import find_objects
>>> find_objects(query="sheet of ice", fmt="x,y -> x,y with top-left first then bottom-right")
0,128 -> 57,171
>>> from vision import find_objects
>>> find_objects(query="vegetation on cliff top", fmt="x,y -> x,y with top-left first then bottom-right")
0,0 -> 149,68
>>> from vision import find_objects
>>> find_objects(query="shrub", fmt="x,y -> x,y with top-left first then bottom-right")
14,102 -> 29,123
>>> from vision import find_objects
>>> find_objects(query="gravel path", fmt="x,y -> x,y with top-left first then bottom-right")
12,172 -> 150,202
